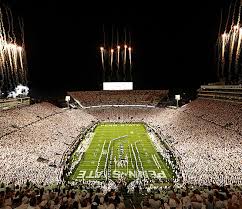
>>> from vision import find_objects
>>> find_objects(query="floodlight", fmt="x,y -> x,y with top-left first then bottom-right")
65,96 -> 70,102
175,95 -> 181,100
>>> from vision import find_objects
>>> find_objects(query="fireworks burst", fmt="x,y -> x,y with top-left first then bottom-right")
217,0 -> 242,83
100,47 -> 104,69
0,5 -> 27,93
99,26 -> 133,82
128,47 -> 132,81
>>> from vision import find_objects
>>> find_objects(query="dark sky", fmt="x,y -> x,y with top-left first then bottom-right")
5,0 -> 230,93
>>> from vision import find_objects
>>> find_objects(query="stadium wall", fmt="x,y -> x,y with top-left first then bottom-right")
0,97 -> 30,111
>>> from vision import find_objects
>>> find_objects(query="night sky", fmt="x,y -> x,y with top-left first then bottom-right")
5,0 -> 231,95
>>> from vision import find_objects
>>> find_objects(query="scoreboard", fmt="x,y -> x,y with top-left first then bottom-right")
103,82 -> 133,90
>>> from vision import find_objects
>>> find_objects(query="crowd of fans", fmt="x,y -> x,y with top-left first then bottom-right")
68,90 -> 168,106
86,107 -> 158,123
0,178 -> 242,209
0,102 -> 63,138
181,98 -> 242,134
0,103 -> 96,185
0,97 -> 242,208
0,181 -> 127,209
148,100 -> 242,187
85,98 -> 242,187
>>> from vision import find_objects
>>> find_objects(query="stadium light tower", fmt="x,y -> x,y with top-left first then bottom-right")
65,96 -> 71,108
175,95 -> 181,108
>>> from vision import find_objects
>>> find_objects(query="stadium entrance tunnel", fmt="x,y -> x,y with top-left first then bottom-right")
62,122 -> 182,188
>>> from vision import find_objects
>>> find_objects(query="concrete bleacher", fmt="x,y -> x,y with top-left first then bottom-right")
68,90 -> 168,107
197,84 -> 242,102
0,97 -> 30,110
0,96 -> 241,187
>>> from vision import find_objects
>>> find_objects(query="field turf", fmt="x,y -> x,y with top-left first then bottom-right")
70,123 -> 174,181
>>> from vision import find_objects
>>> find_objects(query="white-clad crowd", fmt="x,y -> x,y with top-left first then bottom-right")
86,99 -> 242,187
0,103 -> 97,185
146,99 -> 242,187
0,102 -> 63,138
0,181 -> 126,209
69,90 -> 167,106
139,183 -> 242,209
0,98 -> 241,190
182,98 -> 242,134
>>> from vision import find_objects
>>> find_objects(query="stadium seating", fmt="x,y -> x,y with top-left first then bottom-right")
0,98 -> 241,209
68,90 -> 168,106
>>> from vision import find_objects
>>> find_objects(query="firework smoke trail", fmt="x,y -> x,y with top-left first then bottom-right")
111,26 -> 114,80
100,47 -> 104,69
124,28 -> 127,65
12,44 -> 19,85
18,17 -> 27,84
116,29 -> 120,81
228,0 -> 239,80
128,47 -> 132,80
123,29 -> 127,81
221,33 -> 228,78
103,24 -> 105,48
8,45 -> 17,88
228,26 -> 238,81
0,5 -> 27,92
6,7 -> 16,44
217,9 -> 223,42
219,1 -> 232,81
128,32 -> 132,81
123,45 -> 127,81
225,2 -> 232,32
110,48 -> 114,73
217,40 -> 221,79
235,28 -> 242,74
18,46 -> 23,70
236,0 -> 242,28
0,7 -> 7,89
101,25 -> 106,82
117,46 -> 120,66
6,7 -> 18,76
217,9 -> 223,79
117,46 -> 120,65
235,1 -> 242,76
128,47 -> 132,65
5,6 -> 16,87
231,0 -> 239,26
99,26 -> 133,82
100,47 -> 105,81
17,18 -> 24,85
116,45 -> 120,81
124,44 -> 127,65
0,43 -> 4,90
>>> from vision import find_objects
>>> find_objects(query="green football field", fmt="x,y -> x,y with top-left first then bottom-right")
70,123 -> 174,181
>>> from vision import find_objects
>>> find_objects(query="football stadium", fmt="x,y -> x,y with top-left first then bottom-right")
0,1 -> 242,209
